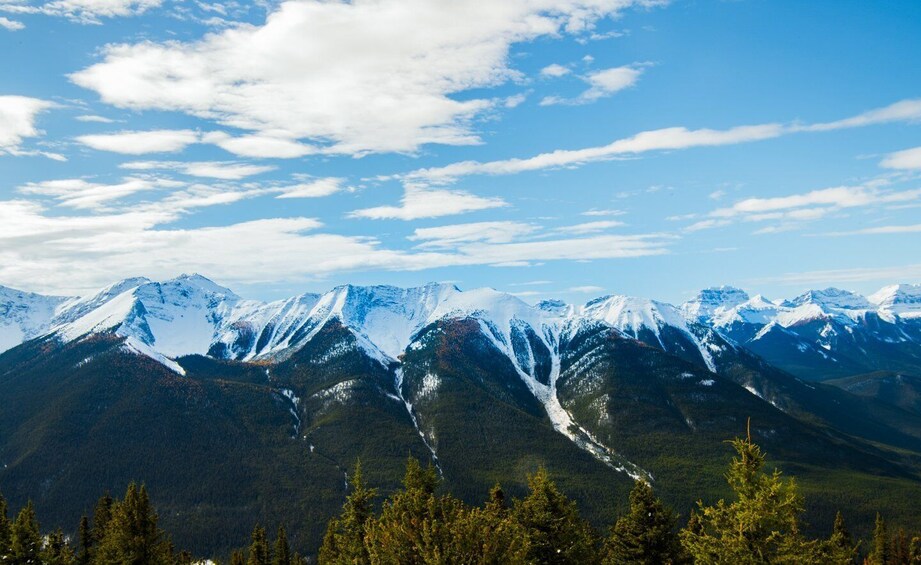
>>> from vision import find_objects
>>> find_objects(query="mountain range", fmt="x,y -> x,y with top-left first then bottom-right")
2,274 -> 921,556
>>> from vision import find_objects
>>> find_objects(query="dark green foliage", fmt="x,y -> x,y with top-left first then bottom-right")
42,528 -> 76,564
678,428 -> 850,564
603,480 -> 687,564
78,515 -> 91,565
0,492 -> 11,560
230,549 -> 246,565
870,513 -> 890,565
11,500 -> 42,564
512,466 -> 599,564
273,527 -> 291,565
247,525 -> 270,565
319,461 -> 377,565
95,483 -> 174,564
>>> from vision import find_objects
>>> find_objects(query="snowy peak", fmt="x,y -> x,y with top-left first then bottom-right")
870,284 -> 921,320
581,294 -> 690,336
784,288 -> 872,311
681,286 -> 750,322
0,285 -> 72,354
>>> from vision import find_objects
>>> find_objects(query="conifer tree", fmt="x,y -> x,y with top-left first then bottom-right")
603,480 -> 687,565
363,457 -> 458,564
42,528 -> 75,565
247,525 -> 270,565
512,466 -> 599,564
869,513 -> 890,565
892,528 -> 911,565
230,549 -> 246,565
77,514 -> 92,565
679,424 -> 840,564
273,526 -> 291,565
0,492 -> 11,560
95,483 -> 173,564
319,460 -> 377,565
824,511 -> 857,564
11,500 -> 42,564
91,493 -> 114,549
443,485 -> 529,564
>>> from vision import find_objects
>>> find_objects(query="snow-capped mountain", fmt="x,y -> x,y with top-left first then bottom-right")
1,276 -> 920,382
0,284 -> 71,354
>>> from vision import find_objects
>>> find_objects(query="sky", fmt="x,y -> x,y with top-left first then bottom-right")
1,0 -> 920,304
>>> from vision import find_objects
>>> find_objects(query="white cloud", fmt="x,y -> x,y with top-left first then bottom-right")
541,64 -> 643,106
70,0 -> 652,157
121,160 -> 275,180
0,196 -> 671,294
75,114 -> 115,123
569,285 -> 604,293
553,219 -> 624,234
350,186 -> 507,220
276,177 -> 344,199
0,0 -> 163,23
880,146 -> 921,170
540,64 -> 571,77
404,123 -> 785,186
688,182 -> 921,233
0,15 -> 23,28
76,129 -> 200,154
202,131 -> 316,159
803,99 -> 921,132
18,176 -> 181,210
582,208 -> 625,216
823,224 -> 921,236
0,95 -> 53,155
408,221 -> 536,248
751,263 -> 921,287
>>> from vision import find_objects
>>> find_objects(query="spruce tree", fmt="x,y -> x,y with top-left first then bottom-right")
247,525 -> 270,565
825,511 -> 857,564
512,466 -> 599,564
0,492 -> 11,560
603,480 -> 687,565
11,501 -> 42,565
95,483 -> 173,564
42,528 -> 75,565
678,425 -> 836,564
272,526 -> 291,565
364,457 -> 466,564
230,549 -> 246,565
77,515 -> 92,565
869,513 -> 890,565
319,460 -> 377,565
91,493 -> 114,549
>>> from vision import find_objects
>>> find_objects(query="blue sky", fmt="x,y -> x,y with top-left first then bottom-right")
1,0 -> 920,304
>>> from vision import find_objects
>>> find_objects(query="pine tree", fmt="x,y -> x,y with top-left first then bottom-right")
247,525 -> 270,565
91,493 -> 114,549
176,549 -> 194,564
318,460 -> 377,565
603,480 -> 687,565
824,511 -> 857,564
443,485 -> 529,564
512,466 -> 599,564
230,549 -> 246,565
272,526 -> 291,565
893,528 -> 911,565
77,515 -> 92,565
42,528 -> 75,565
869,513 -> 890,565
678,424 -> 835,564
95,483 -> 173,564
11,501 -> 42,564
0,492 -> 11,560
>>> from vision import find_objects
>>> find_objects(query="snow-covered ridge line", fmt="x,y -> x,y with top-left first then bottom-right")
1,275 -> 919,374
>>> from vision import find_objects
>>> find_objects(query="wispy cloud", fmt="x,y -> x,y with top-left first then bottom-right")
121,160 -> 276,180
541,64 -> 644,106
76,129 -> 200,154
881,146 -> 921,170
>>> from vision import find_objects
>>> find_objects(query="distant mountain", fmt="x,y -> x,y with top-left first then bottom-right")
3,275 -> 921,556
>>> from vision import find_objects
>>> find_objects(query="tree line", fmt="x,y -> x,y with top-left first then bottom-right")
1,429 -> 920,564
